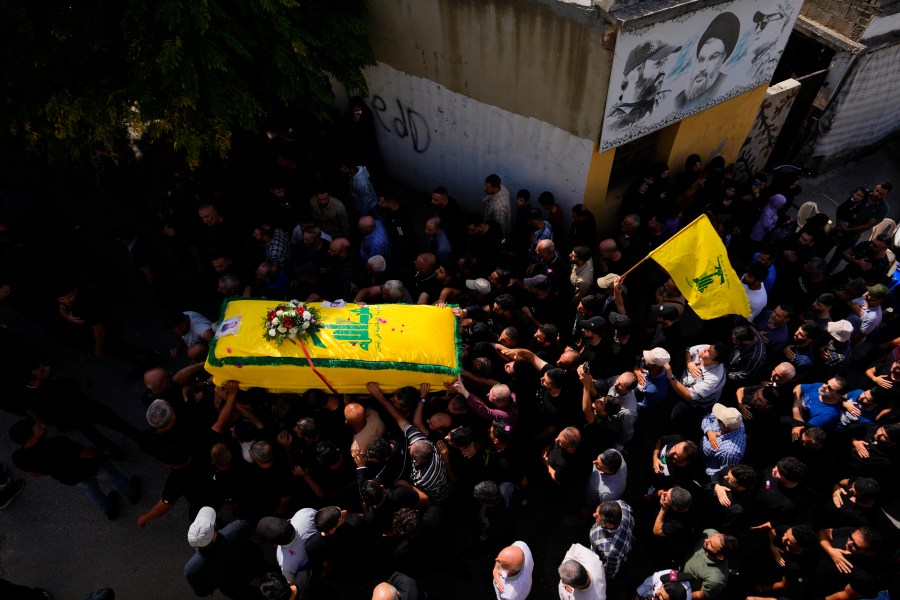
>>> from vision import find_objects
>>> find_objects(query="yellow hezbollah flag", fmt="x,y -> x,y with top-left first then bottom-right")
649,214 -> 750,319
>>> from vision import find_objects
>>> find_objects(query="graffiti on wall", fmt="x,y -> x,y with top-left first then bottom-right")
599,0 -> 803,152
734,79 -> 801,181
361,62 -> 594,215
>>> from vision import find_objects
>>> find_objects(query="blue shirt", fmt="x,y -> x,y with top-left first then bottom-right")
637,371 -> 670,412
799,383 -> 842,430
360,220 -> 391,262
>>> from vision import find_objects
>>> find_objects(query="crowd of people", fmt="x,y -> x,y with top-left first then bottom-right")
1,119 -> 899,600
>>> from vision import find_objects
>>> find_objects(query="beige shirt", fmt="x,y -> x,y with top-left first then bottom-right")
350,408 -> 385,459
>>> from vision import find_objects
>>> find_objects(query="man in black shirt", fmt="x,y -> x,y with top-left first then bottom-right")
10,418 -> 139,519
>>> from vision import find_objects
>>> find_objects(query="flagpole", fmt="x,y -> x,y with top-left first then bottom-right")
618,214 -> 710,282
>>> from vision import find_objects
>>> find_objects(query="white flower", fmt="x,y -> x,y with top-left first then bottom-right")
271,318 -> 280,325
288,332 -> 296,339
303,312 -> 312,320
276,310 -> 285,317
277,326 -> 287,333
289,327 -> 299,334
290,299 -> 300,306
301,322 -> 309,330
268,328 -> 277,336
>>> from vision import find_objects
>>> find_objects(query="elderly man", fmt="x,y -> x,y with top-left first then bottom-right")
558,543 -> 606,600
701,404 -> 746,477
675,12 -> 740,111
493,542 -> 534,600
589,500 -> 634,580
368,382 -> 450,506
358,216 -> 391,263
450,378 -> 518,427
372,572 -> 425,600
606,40 -> 682,130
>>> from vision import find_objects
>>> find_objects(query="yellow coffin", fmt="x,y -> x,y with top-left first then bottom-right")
205,300 -> 461,394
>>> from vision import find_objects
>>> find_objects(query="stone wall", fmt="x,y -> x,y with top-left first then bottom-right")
800,0 -> 879,40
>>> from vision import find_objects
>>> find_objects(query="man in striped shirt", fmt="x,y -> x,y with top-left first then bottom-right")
367,382 -> 451,506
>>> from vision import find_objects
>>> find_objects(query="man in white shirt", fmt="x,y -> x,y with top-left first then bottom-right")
255,508 -> 317,585
665,343 -> 727,417
493,541 -> 534,600
558,543 -> 606,599
741,264 -> 769,320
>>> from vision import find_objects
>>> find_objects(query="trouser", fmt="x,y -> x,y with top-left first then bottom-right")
75,459 -> 134,513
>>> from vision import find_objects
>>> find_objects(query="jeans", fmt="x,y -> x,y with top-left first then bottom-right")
75,459 -> 134,513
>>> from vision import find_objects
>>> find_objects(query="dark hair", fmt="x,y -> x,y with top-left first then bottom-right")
731,325 -> 756,343
545,368 -> 567,388
729,464 -> 757,489
883,423 -> 900,443
490,419 -> 513,444
680,441 -> 699,461
360,481 -> 384,505
473,480 -> 500,505
602,395 -> 622,416
314,506 -> 342,532
719,534 -> 738,558
516,189 -> 531,201
572,245 -> 592,261
801,426 -> 827,446
669,486 -> 693,511
259,573 -> 293,600
315,441 -> 342,467
500,327 -> 520,345
663,582 -> 687,600
366,437 -> 391,461
852,477 -> 880,502
538,191 -> 556,207
710,342 -> 729,362
296,417 -> 317,438
600,449 -> 622,472
494,293 -> 516,311
432,186 -> 448,196
599,501 -> 623,527
776,457 -> 807,484
164,311 -> 188,330
394,386 -> 420,414
527,208 -> 543,221
485,174 -> 501,188
449,425 -> 475,447
539,323 -> 560,341
790,524 -> 817,549
392,507 -> 421,538
856,527 -> 881,550
581,295 -> 603,314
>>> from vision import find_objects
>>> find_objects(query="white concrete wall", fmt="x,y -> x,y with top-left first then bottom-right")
360,62 -> 595,215
862,12 -> 900,39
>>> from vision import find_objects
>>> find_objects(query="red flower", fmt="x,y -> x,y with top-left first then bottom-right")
267,311 -> 277,320
282,317 -> 295,328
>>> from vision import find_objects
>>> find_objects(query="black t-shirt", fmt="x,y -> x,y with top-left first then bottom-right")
753,468 -> 806,526
12,436 -> 98,485
161,460 -> 217,507
816,528 -> 880,597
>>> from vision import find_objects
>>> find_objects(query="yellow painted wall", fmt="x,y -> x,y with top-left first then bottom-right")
656,84 -> 770,172
584,144 -> 617,225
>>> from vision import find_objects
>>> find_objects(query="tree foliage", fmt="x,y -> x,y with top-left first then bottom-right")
1,0 -> 375,165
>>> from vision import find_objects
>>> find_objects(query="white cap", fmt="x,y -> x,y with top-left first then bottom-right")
187,506 -> 217,547
642,347 -> 671,367
827,320 -> 853,343
712,403 -> 743,430
466,278 -> 491,295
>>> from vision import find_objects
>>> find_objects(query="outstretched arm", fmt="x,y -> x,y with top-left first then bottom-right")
367,382 -> 411,429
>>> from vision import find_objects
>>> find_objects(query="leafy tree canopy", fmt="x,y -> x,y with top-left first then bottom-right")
1,0 -> 374,165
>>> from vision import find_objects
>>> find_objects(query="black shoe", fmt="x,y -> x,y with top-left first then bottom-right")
0,479 -> 25,509
104,491 -> 120,520
128,476 -> 142,505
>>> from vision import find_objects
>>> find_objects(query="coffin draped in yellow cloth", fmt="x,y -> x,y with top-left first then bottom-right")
206,299 -> 461,394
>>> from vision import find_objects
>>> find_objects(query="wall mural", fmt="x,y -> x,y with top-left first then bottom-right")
599,0 -> 803,152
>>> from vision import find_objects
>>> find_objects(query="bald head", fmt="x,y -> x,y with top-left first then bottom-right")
496,545 -> 526,572
344,402 -> 366,427
143,367 -> 168,392
372,582 -> 400,600
599,239 -> 618,254
329,237 -> 351,258
358,216 -> 376,233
